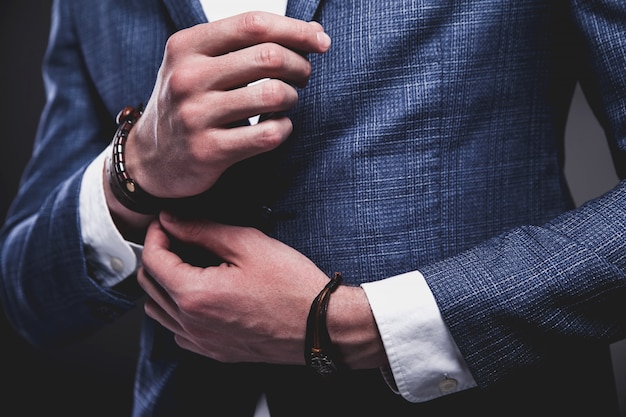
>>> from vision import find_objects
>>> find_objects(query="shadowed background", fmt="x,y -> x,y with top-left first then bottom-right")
0,2 -> 624,416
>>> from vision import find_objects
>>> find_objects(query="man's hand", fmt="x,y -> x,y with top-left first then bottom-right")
138,212 -> 387,368
125,12 -> 331,199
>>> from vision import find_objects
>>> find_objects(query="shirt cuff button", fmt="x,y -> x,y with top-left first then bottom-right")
439,376 -> 458,393
109,256 -> 125,273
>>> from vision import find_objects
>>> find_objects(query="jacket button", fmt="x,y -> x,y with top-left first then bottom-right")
260,205 -> 273,219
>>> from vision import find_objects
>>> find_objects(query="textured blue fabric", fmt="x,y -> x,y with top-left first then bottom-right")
1,0 -> 625,415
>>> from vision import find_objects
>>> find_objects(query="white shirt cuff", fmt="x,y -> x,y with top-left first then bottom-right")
79,148 -> 142,288
361,271 -> 477,402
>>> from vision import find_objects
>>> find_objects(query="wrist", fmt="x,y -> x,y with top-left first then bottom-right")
122,118 -> 162,198
102,160 -> 153,243
326,285 -> 388,369
305,272 -> 344,376
107,106 -> 172,214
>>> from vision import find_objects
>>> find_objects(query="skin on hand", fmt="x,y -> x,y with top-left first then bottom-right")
104,12 -> 331,236
125,12 -> 331,199
107,12 -> 384,369
137,212 -> 387,369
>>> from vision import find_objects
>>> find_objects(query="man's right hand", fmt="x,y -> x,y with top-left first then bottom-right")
119,12 -> 331,202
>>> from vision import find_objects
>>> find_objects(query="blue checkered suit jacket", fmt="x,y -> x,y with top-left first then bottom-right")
2,0 -> 626,415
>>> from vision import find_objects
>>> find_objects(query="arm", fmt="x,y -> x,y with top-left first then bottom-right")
416,0 -> 621,387
0,0 -> 136,348
138,212 -> 474,381
138,183 -> 626,383
136,0 -> 626,401
0,4 -> 331,349
370,0 -> 626,394
138,213 -> 386,367
422,182 -> 626,387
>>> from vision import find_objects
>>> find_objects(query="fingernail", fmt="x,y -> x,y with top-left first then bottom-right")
317,31 -> 331,50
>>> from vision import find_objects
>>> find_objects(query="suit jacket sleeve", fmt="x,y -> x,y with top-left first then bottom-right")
421,0 -> 626,388
0,0 -> 137,349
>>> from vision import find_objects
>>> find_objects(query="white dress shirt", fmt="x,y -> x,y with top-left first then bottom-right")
79,2 -> 476,414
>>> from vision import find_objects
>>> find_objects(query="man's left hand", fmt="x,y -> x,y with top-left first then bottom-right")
138,212 -> 330,364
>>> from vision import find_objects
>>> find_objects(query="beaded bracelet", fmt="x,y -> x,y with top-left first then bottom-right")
106,106 -> 164,214
304,272 -> 344,377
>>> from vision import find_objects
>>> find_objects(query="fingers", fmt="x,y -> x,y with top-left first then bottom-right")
179,12 -> 331,57
140,220 -> 203,292
203,118 -> 294,166
157,212 -> 256,263
142,286 -> 182,334
165,43 -> 312,102
140,264 -> 223,360
198,43 -> 314,91
174,335 -> 206,357
125,14 -> 330,202
141,220 -> 178,273
141,273 -> 209,358
199,79 -> 299,126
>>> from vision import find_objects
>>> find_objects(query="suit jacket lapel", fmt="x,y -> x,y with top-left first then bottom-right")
161,0 -> 207,29
286,0 -> 323,22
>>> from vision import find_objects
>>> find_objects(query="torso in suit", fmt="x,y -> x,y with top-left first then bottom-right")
1,0 -> 625,416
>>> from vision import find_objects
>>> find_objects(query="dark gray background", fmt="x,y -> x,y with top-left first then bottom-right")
1,2 -> 624,416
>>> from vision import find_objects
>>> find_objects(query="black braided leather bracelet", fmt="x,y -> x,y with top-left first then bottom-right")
106,106 -> 164,214
304,272 -> 344,377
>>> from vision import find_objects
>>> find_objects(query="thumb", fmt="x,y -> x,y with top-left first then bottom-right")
158,211 -> 240,262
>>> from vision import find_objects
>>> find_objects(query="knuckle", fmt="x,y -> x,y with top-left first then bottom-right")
246,226 -> 267,241
294,20 -> 317,45
176,102 -> 194,125
177,295 -> 202,316
166,67 -> 196,98
302,60 -> 312,79
143,302 -> 153,317
173,334 -> 186,347
200,133 -> 224,159
164,30 -> 190,57
256,44 -> 285,70
256,120 -> 288,149
259,80 -> 293,107
170,102 -> 200,136
187,142 -> 207,162
240,12 -> 271,37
